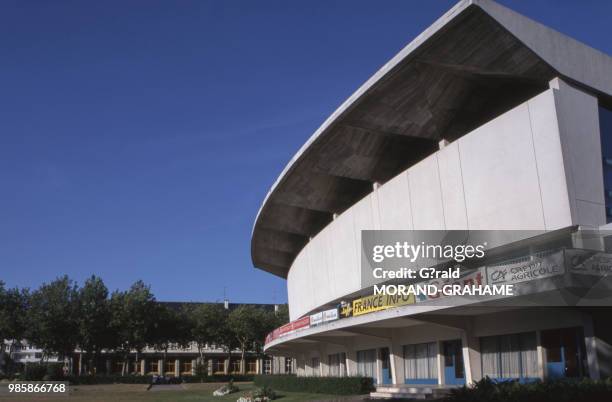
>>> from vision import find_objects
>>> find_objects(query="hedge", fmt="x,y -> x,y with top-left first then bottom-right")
445,377 -> 612,402
181,374 -> 254,383
254,375 -> 374,395
67,374 -> 254,385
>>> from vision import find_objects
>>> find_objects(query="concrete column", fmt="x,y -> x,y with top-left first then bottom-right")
583,314 -> 601,379
437,341 -> 445,385
207,358 -> 213,376
191,359 -> 197,376
105,359 -> 111,375
175,359 -> 180,377
461,329 -> 481,384
224,358 -> 230,374
345,348 -> 357,376
158,359 -> 164,375
390,335 -> 403,385
140,359 -> 146,375
536,330 -> 546,379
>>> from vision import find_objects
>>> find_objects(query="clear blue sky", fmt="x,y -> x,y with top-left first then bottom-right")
1,1 -> 611,304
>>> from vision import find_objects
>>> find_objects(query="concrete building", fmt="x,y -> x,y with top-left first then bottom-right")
252,0 -> 612,397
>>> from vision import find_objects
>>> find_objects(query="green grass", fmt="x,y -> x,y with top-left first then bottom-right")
0,382 -> 365,402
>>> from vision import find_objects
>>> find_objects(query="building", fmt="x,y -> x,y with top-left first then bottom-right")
3,301 -> 294,377
251,0 -> 612,394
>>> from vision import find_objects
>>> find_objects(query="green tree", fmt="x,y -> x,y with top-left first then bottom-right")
274,304 -> 290,327
188,303 -> 226,369
109,280 -> 157,375
228,306 -> 276,374
77,275 -> 113,375
0,282 -> 29,373
150,304 -> 191,372
26,276 -> 80,372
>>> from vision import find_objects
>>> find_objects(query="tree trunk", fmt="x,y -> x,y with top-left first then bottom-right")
241,349 -> 246,375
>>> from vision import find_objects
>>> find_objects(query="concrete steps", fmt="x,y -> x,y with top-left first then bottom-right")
370,384 -> 454,400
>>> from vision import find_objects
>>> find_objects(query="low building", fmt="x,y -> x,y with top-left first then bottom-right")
4,301 -> 295,376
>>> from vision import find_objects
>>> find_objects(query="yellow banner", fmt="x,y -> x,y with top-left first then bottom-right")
352,293 -> 415,317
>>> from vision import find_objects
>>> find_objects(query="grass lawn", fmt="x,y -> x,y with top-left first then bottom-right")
0,382 -> 367,402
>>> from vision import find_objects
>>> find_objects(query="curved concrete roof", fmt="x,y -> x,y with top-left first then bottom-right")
252,0 -> 612,278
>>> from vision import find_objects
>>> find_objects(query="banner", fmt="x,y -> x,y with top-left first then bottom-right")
310,312 -> 323,326
566,249 -> 612,276
351,293 -> 415,317
486,251 -> 564,285
322,307 -> 339,322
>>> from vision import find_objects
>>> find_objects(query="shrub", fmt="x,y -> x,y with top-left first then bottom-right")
67,374 -> 153,385
252,385 -> 276,400
253,375 -> 374,395
181,374 -> 254,383
444,377 -> 612,402
22,363 -> 48,381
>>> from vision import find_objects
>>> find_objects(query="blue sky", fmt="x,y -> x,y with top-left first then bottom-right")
1,0 -> 611,304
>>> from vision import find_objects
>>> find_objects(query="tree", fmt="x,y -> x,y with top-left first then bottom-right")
109,280 -> 157,375
0,282 -> 29,373
26,276 -> 80,372
76,275 -> 113,375
274,304 -> 290,327
188,303 -> 226,369
227,306 -> 276,374
150,304 -> 191,372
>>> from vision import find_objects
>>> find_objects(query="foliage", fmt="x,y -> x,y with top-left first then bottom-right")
181,374 -> 254,383
444,377 -> 612,402
18,362 -> 63,381
67,374 -> 155,384
109,280 -> 158,373
0,282 -> 29,350
187,303 -> 227,358
26,276 -> 80,361
252,385 -> 276,400
254,375 -> 375,395
228,306 -> 278,373
150,304 -> 192,355
77,275 -> 114,373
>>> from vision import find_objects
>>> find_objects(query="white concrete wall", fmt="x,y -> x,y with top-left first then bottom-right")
287,82 -> 604,321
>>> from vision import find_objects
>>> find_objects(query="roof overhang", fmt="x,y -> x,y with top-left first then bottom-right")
251,0 -> 612,278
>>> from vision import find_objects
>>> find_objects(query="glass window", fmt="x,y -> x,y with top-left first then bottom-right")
404,342 -> 437,380
263,359 -> 272,374
328,353 -> 347,377
310,357 -> 320,376
285,357 -> 293,374
599,106 -> 612,222
480,332 -> 537,380
356,349 -> 377,379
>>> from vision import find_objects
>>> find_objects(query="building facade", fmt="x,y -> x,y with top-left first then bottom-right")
252,0 -> 612,389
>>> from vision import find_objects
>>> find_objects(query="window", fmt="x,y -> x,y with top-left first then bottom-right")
480,332 -> 537,380
600,106 -> 612,222
263,359 -> 272,374
284,357 -> 293,374
310,357 -> 320,376
213,359 -> 225,374
181,361 -> 192,374
165,360 -> 176,375
149,361 -> 159,374
404,342 -> 437,383
356,349 -> 377,379
328,353 -> 347,377
230,359 -> 241,373
247,359 -> 257,374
